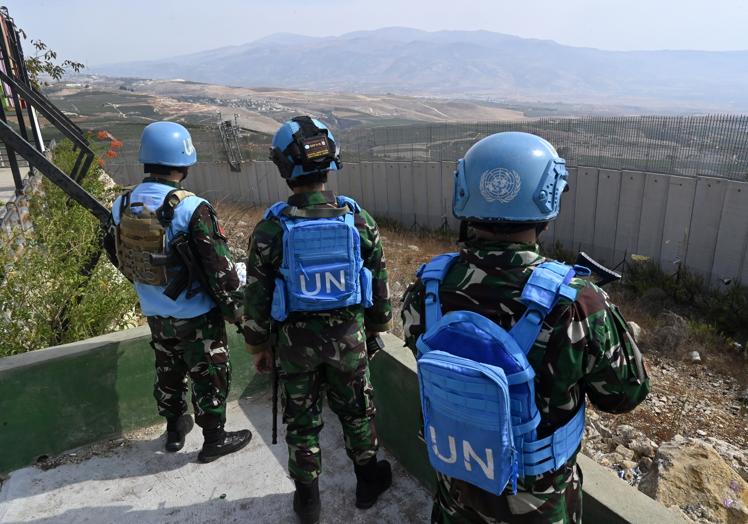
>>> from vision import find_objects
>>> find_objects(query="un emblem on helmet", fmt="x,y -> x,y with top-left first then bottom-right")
479,168 -> 521,203
183,138 -> 195,155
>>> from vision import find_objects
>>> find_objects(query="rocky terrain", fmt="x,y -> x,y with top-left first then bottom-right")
585,412 -> 748,523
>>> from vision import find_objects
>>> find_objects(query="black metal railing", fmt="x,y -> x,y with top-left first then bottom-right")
0,6 -> 108,221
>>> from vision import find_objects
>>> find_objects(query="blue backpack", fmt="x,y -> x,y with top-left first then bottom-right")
416,253 -> 589,495
266,196 -> 373,321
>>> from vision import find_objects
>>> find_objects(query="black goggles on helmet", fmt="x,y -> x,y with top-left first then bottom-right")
269,116 -> 340,179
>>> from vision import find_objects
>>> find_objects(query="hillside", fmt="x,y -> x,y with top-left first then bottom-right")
43,76 -> 526,139
92,27 -> 748,112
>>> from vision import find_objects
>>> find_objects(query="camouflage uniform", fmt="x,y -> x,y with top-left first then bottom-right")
243,190 -> 392,483
107,177 -> 244,430
401,227 -> 650,523
148,308 -> 232,429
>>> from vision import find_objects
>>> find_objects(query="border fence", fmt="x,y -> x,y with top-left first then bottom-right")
107,160 -> 748,287
89,114 -> 748,180
339,114 -> 748,180
41,122 -> 269,167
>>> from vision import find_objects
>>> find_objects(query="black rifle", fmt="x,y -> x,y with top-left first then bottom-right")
576,251 -> 622,287
366,334 -> 385,358
156,233 -> 216,301
270,325 -> 279,445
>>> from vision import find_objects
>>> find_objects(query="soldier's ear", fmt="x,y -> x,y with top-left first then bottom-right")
534,221 -> 550,239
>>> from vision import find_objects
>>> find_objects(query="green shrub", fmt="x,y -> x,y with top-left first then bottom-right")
0,141 -> 138,357
624,257 -> 748,343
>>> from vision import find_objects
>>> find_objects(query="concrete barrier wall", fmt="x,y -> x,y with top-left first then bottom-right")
106,162 -> 283,207
0,171 -> 39,240
1,326 -> 683,522
108,161 -> 748,285
0,325 -> 266,475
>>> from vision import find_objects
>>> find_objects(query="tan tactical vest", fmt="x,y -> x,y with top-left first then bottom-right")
115,189 -> 194,285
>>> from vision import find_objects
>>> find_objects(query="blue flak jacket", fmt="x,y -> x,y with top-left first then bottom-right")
264,196 -> 373,322
416,255 -> 587,495
112,181 -> 215,319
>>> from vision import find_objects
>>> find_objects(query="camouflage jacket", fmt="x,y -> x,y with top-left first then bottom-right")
401,229 -> 650,503
243,191 -> 392,356
105,177 -> 244,325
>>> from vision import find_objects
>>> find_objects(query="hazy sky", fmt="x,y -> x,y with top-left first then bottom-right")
5,0 -> 748,66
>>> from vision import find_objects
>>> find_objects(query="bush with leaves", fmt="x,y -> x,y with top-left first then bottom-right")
0,141 -> 138,357
624,257 -> 748,344
24,38 -> 84,88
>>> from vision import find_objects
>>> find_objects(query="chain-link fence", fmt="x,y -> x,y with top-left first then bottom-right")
74,114 -> 748,180
71,122 -> 273,167
339,114 -> 748,179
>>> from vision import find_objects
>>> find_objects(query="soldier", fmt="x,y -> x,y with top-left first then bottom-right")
104,121 -> 252,462
244,116 -> 392,524
401,132 -> 650,523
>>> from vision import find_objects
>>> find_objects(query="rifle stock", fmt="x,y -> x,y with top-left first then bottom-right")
575,251 -> 622,287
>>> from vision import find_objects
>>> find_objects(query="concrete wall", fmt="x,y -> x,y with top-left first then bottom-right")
0,325 -> 266,475
108,161 -> 748,286
0,325 -> 682,522
107,162 -> 291,209
0,170 -> 38,238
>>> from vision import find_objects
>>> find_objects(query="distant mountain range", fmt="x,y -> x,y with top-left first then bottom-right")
93,27 -> 748,111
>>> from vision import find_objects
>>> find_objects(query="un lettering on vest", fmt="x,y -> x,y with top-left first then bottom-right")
299,270 -> 346,296
429,425 -> 495,480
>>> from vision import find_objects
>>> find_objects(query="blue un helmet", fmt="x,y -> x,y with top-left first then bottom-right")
138,121 -> 197,167
269,116 -> 341,179
453,132 -> 568,222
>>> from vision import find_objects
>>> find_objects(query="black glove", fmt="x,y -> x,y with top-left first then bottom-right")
366,334 -> 385,358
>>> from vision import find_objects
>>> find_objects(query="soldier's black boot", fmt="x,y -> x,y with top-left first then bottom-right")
165,414 -> 194,452
197,427 -> 252,463
293,479 -> 320,524
354,457 -> 392,509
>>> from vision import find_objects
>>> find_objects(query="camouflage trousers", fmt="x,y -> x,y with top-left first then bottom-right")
279,344 -> 379,483
147,308 -> 231,430
431,461 -> 583,524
